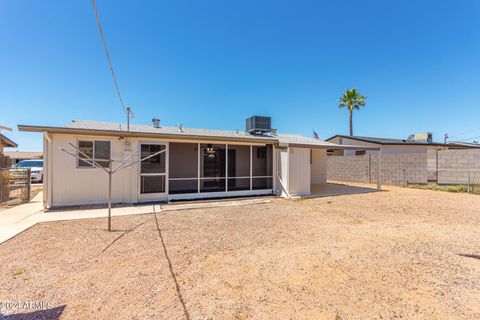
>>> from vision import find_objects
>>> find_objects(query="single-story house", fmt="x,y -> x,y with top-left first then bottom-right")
0,133 -> 18,168
18,117 -> 380,208
5,151 -> 43,167
325,134 -> 466,156
0,133 -> 17,155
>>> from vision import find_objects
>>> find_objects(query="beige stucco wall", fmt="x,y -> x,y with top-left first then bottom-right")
310,149 -> 327,184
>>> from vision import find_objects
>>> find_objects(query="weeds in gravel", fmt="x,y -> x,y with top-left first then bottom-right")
234,311 -> 250,320
409,183 -> 480,195
12,268 -> 24,277
335,310 -> 342,320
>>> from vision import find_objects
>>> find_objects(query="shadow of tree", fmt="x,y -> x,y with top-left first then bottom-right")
1,305 -> 65,320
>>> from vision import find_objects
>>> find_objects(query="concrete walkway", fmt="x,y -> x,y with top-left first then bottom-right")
0,193 -> 270,244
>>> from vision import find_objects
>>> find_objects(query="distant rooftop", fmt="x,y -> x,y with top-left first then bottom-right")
326,134 -> 447,146
5,151 -> 43,159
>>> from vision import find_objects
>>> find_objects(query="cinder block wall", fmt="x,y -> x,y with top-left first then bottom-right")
437,149 -> 480,184
327,153 -> 428,185
326,155 -> 370,183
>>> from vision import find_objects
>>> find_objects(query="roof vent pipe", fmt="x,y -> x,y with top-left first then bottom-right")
152,118 -> 160,128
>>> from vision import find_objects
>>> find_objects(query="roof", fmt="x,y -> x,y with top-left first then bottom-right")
4,151 -> 43,159
19,120 -> 278,143
325,134 -> 448,147
277,134 -> 380,150
0,134 -> 18,148
447,141 -> 480,148
18,120 -> 378,150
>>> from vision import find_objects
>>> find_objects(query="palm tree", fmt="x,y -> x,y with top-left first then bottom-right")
338,88 -> 367,136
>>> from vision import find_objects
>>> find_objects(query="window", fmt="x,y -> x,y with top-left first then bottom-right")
78,140 -> 111,168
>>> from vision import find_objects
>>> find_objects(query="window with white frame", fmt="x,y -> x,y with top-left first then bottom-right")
77,140 -> 111,168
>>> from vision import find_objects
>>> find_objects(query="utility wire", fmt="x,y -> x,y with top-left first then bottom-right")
459,135 -> 480,142
91,0 -> 127,114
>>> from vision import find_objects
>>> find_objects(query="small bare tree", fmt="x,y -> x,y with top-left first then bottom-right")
60,143 -> 166,231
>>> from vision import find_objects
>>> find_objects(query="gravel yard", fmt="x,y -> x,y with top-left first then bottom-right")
1,185 -> 480,319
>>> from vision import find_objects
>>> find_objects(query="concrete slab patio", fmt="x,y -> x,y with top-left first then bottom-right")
0,194 -> 270,244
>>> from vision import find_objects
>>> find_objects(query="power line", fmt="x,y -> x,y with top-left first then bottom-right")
90,0 -> 127,114
449,127 -> 480,139
459,135 -> 480,142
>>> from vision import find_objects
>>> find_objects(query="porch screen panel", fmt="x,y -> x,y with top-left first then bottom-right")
200,144 -> 226,193
140,144 -> 166,194
169,143 -> 198,194
252,145 -> 273,189
141,145 -> 166,173
227,145 -> 250,191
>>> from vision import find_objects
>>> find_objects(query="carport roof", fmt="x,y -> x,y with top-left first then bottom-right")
278,134 -> 380,150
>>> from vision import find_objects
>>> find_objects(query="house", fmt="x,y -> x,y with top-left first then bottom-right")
0,133 -> 17,155
0,132 -> 18,168
325,134 -> 457,156
5,151 -> 43,167
18,117 -> 380,208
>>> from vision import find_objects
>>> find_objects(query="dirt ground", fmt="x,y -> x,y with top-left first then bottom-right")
1,184 -> 480,319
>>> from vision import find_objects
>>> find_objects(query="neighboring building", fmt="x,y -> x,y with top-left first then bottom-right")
5,151 -> 43,167
446,141 -> 480,149
0,133 -> 18,168
0,133 -> 17,155
325,134 -> 457,156
18,117 -> 378,208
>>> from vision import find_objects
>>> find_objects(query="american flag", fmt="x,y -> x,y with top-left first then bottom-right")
313,130 -> 319,140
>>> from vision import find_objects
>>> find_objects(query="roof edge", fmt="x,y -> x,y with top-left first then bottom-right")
0,134 -> 18,148
17,124 -> 279,144
325,134 -> 448,147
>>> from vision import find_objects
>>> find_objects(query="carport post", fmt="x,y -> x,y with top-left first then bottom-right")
108,160 -> 112,232
376,150 -> 382,190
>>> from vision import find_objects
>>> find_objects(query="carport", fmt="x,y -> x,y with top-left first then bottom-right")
275,135 -> 381,198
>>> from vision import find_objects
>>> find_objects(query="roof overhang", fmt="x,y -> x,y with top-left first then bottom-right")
17,124 -> 278,144
0,134 -> 18,148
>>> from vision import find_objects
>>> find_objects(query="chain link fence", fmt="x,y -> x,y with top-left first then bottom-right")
0,168 -> 31,206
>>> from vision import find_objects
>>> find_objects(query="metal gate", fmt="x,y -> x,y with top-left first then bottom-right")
0,168 -> 31,206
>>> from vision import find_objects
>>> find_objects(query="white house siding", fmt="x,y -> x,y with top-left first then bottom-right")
48,133 -> 139,207
310,148 -> 327,184
44,133 -> 279,207
276,148 -> 289,197
288,147 -> 311,196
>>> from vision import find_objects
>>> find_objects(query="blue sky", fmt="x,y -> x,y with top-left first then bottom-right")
1,0 -> 480,150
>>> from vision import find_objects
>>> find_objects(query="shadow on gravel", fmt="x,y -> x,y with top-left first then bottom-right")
1,305 -> 65,320
458,253 -> 480,260
101,220 -> 148,252
153,206 -> 190,320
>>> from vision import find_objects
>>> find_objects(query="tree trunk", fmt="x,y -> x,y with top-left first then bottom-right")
349,109 -> 353,136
